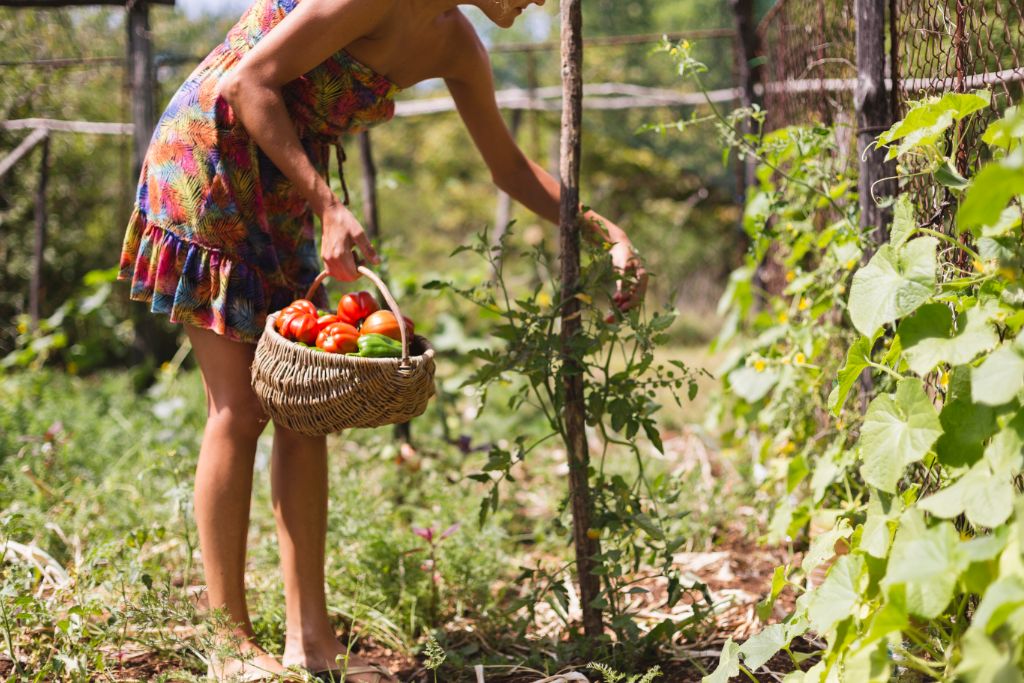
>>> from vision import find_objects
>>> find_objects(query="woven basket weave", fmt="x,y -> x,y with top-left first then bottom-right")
251,266 -> 436,435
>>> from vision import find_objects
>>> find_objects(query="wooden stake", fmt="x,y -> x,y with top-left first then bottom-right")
30,135 -> 50,328
855,0 -> 895,249
127,0 -> 155,182
558,0 -> 603,640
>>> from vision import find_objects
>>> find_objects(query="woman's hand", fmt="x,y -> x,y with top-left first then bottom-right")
609,235 -> 647,312
581,212 -> 647,313
320,201 -> 380,281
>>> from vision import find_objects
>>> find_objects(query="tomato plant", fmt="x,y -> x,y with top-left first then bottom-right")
428,225 -> 712,646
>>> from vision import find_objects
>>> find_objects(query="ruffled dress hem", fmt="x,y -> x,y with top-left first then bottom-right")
118,206 -> 272,345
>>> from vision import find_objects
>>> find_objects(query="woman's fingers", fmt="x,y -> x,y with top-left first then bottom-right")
321,203 -> 379,280
354,230 -> 381,266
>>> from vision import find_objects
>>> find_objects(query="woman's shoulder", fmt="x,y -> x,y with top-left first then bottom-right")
434,9 -> 489,82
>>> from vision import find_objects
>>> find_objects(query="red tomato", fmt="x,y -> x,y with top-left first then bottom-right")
359,311 -> 415,342
315,313 -> 342,334
276,309 -> 302,336
288,299 -> 318,316
287,312 -> 320,345
316,322 -> 359,354
337,291 -> 379,326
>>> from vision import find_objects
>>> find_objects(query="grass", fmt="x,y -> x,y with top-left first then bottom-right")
0,340 -> 755,681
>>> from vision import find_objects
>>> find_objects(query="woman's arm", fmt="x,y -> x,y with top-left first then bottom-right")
217,0 -> 390,280
442,17 -> 647,309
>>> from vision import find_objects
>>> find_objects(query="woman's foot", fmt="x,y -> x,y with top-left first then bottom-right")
208,638 -> 290,681
282,632 -> 396,682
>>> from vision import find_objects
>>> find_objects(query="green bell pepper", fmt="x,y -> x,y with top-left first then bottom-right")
355,333 -> 403,358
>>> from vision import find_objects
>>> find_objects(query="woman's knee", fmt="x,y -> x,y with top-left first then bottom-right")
206,400 -> 270,443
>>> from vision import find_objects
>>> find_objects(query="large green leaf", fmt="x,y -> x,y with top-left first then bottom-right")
803,520 -> 852,575
972,577 -> 1024,636
882,514 -> 961,618
739,624 -> 787,671
828,335 -> 874,416
860,490 -> 900,558
982,105 -> 1024,151
972,345 -> 1024,406
807,554 -> 865,633
878,91 -> 991,160
889,194 -> 916,248
702,638 -> 741,683
958,148 -> 1024,233
728,364 -> 780,403
897,304 -> 999,376
917,458 -> 1016,529
858,379 -> 944,492
841,635 -> 896,683
936,366 -> 998,467
848,238 -> 938,337
955,630 -> 1024,683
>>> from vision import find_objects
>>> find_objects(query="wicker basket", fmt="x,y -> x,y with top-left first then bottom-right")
251,266 -> 436,435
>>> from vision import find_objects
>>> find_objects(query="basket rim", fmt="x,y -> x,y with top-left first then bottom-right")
262,312 -> 434,366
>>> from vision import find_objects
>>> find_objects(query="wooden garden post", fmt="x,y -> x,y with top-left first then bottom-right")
855,0 -> 895,248
127,0 -> 155,181
559,0 -> 603,639
30,134 -> 50,327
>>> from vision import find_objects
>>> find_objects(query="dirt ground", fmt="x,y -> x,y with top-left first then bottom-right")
0,529 -> 807,682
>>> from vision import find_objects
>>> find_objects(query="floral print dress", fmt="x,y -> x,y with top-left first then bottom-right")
118,0 -> 402,344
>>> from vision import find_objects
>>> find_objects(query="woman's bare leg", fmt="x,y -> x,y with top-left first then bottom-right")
186,324 -> 286,679
273,427 -> 395,681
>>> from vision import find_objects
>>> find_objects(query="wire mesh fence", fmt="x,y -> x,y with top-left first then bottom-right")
755,0 -> 1024,230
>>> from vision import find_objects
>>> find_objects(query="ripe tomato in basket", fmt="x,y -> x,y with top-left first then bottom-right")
282,312 -> 320,345
315,313 -> 342,334
275,299 -> 318,333
316,322 -> 359,354
337,291 -> 379,326
359,311 -> 415,342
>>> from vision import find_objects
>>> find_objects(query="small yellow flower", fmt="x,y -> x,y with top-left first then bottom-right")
794,352 -> 807,364
537,292 -> 552,307
939,371 -> 950,389
160,361 -> 171,372
778,312 -> 789,324
844,258 -> 858,270
836,418 -> 845,430
798,297 -> 810,311
780,441 -> 796,454
785,270 -> 796,283
586,528 -> 601,540
17,320 -> 28,335
973,259 -> 985,273
754,359 -> 767,373
785,222 -> 795,233
837,284 -> 846,294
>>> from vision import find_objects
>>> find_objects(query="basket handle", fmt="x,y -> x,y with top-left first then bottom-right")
305,267 -> 413,367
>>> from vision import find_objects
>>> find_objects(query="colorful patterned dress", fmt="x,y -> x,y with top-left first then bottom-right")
118,0 -> 402,344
